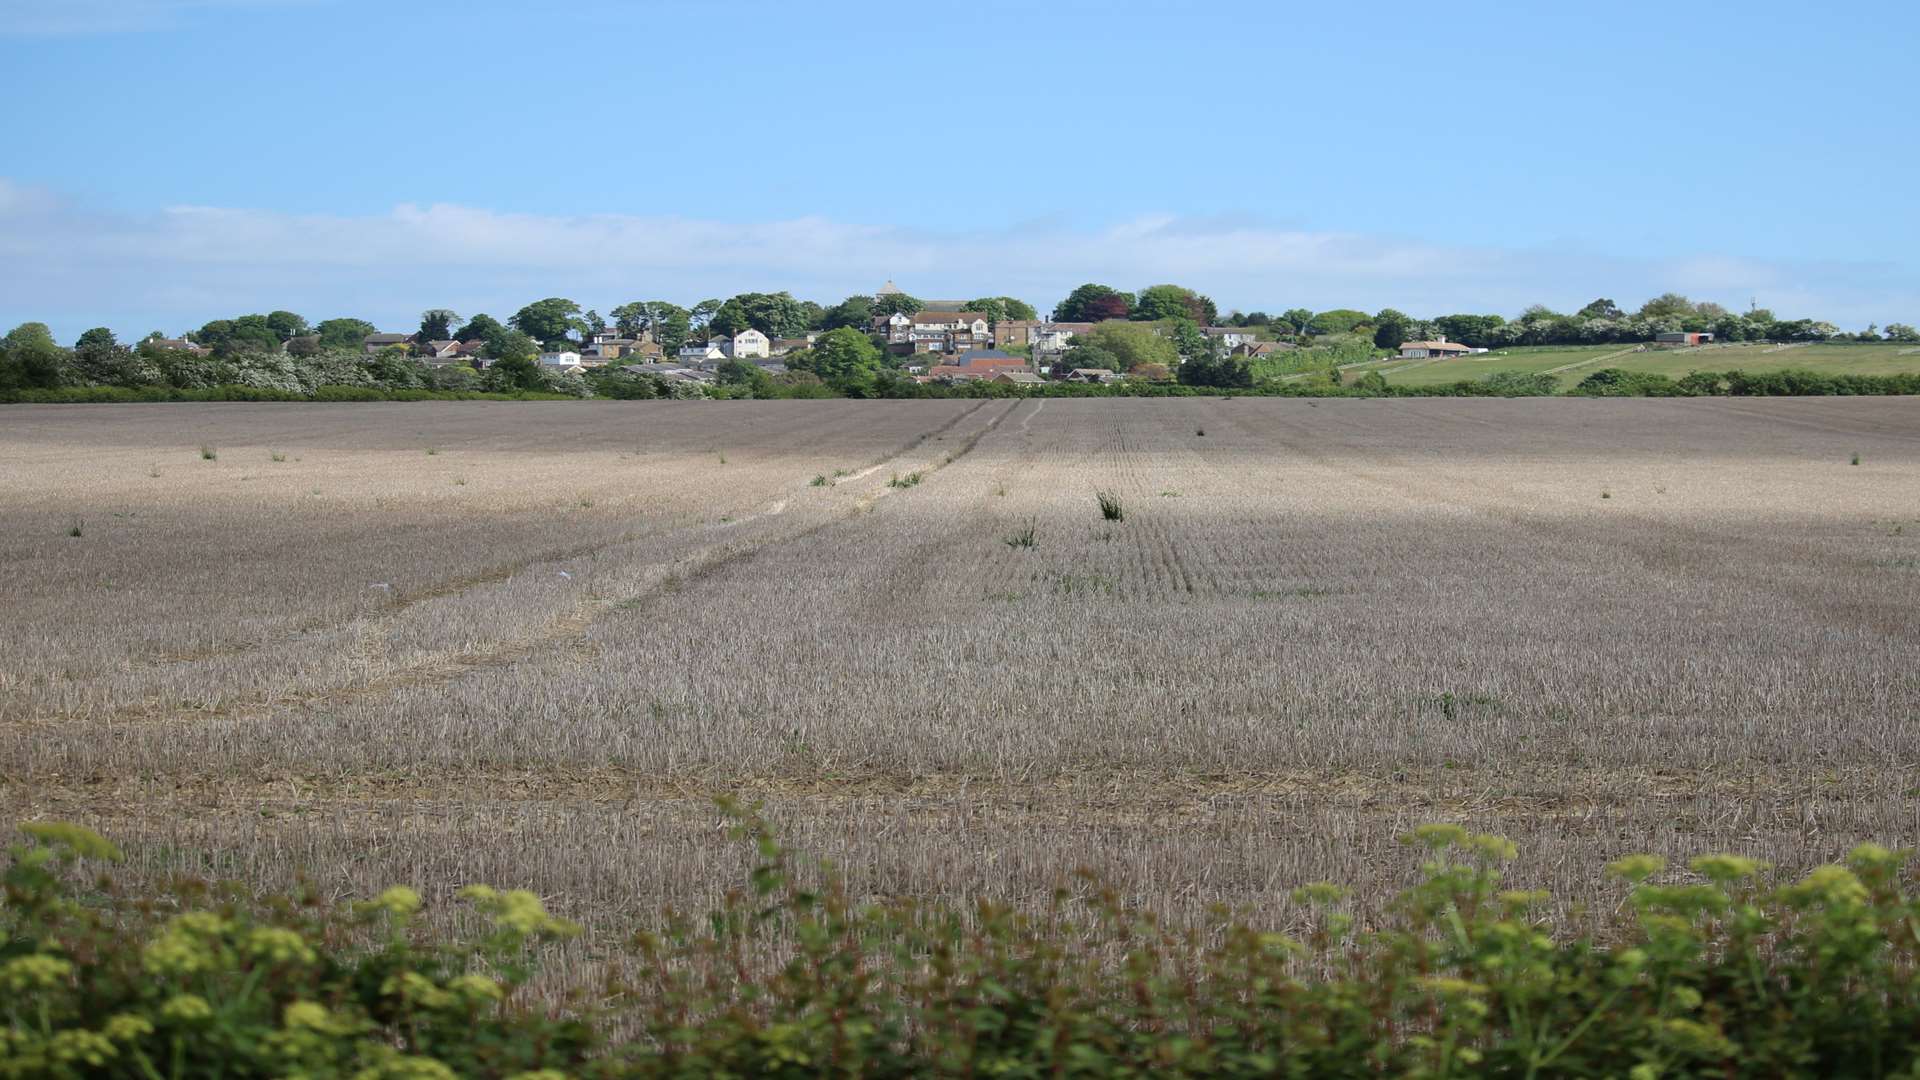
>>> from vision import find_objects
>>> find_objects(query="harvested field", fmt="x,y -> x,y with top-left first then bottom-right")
5,397 -> 1920,959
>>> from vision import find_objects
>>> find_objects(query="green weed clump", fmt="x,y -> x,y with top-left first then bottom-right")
197,445 -> 216,461
8,814 -> 1920,1078
1097,490 -> 1125,521
1004,522 -> 1037,549
887,471 -> 923,489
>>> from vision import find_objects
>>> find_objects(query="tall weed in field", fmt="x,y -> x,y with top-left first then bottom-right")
10,813 -> 1920,1077
1096,490 -> 1125,521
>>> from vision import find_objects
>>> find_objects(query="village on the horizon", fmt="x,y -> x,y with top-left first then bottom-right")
131,278 -> 1880,392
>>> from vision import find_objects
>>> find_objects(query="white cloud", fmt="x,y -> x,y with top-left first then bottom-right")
0,177 -> 1913,340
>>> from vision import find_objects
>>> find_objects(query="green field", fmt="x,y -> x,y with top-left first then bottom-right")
1377,342 -> 1920,389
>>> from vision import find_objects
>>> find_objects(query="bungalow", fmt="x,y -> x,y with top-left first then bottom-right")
991,371 -> 1046,386
421,340 -> 464,361
362,332 -> 411,355
539,351 -> 584,370
1064,368 -> 1123,384
1397,338 -> 1473,360
143,336 -> 211,356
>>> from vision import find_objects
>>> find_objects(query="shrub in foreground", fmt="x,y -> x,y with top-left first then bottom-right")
5,814 -> 1920,1077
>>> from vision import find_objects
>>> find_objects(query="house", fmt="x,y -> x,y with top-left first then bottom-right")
1232,341 -> 1291,360
1029,322 -> 1096,355
873,311 -> 993,355
539,351 -> 584,370
421,340 -> 463,361
362,332 -> 411,355
677,341 -> 727,365
770,337 -> 812,357
584,336 -> 641,361
1655,332 -> 1715,346
950,349 -> 1026,370
1064,368 -> 1123,384
993,320 -> 1040,348
453,340 -> 488,359
1202,327 -> 1263,350
991,371 -> 1046,386
710,329 -> 770,359
1397,338 -> 1474,359
143,336 -> 211,356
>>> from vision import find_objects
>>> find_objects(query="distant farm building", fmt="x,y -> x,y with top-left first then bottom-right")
1398,338 -> 1473,360
1655,332 -> 1715,346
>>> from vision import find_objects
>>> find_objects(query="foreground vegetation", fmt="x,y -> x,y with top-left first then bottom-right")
9,815 -> 1920,1078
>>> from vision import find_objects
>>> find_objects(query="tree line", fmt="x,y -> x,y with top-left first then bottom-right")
2,285 -> 1910,401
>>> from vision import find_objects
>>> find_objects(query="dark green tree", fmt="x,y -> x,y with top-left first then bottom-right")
1133,284 -> 1217,325
417,309 -> 460,342
791,327 -> 883,381
1372,309 -> 1415,350
821,295 -> 876,331
1053,284 -> 1133,323
871,293 -> 924,318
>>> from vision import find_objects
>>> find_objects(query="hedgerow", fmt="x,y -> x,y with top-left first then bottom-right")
6,811 -> 1920,1077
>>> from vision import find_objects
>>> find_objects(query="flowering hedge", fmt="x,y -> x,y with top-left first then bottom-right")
5,812 -> 1920,1078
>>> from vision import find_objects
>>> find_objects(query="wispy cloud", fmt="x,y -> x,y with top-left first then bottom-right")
0,177 -> 1912,339
0,0 -> 309,35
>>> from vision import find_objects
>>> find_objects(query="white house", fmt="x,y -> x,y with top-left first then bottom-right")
719,329 -> 770,359
1202,327 -> 1262,350
539,350 -> 584,370
678,341 -> 726,366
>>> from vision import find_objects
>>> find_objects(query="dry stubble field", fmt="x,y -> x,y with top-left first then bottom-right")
4,397 -> 1919,978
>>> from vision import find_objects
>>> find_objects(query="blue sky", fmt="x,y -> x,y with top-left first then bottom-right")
3,0 -> 1916,340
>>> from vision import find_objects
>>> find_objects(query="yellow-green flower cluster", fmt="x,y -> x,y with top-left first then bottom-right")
160,994 -> 214,1024
18,821 -> 122,861
246,926 -> 319,966
0,953 -> 72,992
458,885 -> 580,938
143,912 -> 229,977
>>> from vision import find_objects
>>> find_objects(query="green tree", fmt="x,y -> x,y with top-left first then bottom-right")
689,299 -> 723,331
1372,308 -> 1414,350
821,295 -> 876,331
1053,284 -> 1133,323
315,318 -> 378,350
610,301 -> 691,353
1433,313 -> 1506,348
1577,298 -> 1624,320
455,313 -> 506,345
483,354 -> 542,392
1885,323 -> 1919,342
1075,321 -> 1178,372
871,293 -> 924,318
0,321 -> 67,389
485,329 -> 540,363
713,292 -> 808,338
1307,309 -> 1369,335
1054,343 -> 1124,375
1133,284 -> 1218,325
1280,308 -> 1316,336
1637,292 -> 1695,321
73,327 -> 117,353
792,327 -> 882,381
264,310 -> 309,341
510,298 -> 586,348
966,296 -> 1038,323
417,309 -> 460,342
